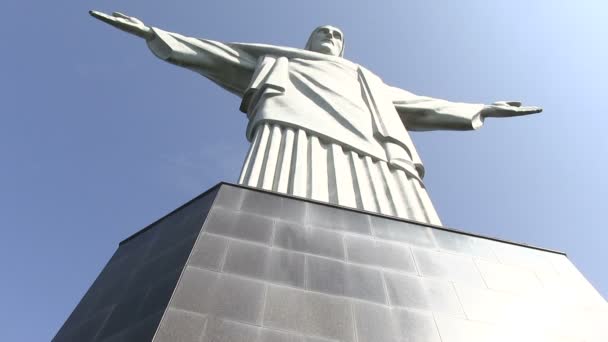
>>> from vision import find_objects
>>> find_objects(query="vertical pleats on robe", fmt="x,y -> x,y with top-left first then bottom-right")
239,123 -> 442,226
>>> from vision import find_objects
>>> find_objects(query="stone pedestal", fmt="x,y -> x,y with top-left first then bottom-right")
53,183 -> 608,342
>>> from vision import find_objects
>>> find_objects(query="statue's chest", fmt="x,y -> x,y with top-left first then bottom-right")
287,59 -> 370,116
290,58 -> 360,95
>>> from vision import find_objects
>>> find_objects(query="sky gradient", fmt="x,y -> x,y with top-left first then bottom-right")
1,1 -> 607,340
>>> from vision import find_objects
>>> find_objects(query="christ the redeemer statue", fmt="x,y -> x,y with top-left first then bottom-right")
91,11 -> 541,226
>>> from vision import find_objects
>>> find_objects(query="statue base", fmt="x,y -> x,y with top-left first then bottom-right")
53,183 -> 608,341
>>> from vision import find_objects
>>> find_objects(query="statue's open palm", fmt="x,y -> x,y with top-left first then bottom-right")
482,101 -> 542,118
90,11 -> 153,40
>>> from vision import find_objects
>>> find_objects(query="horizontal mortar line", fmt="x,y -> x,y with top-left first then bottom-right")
410,246 -> 558,279
433,311 -> 499,327
185,264 -> 387,306
211,204 -> 375,238
183,262 -> 469,316
202,224 -> 441,262
202,231 -> 421,275
208,208 -> 523,261
166,306 -> 342,341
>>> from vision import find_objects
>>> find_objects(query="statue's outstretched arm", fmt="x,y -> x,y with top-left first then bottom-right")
390,86 -> 542,131
90,10 -> 257,96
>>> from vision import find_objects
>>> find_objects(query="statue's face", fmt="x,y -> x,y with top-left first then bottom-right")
308,26 -> 343,56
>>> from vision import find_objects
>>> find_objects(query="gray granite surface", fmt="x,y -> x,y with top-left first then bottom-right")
54,183 -> 608,342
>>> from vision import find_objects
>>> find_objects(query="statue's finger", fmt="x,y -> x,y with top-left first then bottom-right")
90,10 -> 120,25
493,101 -> 522,107
112,12 -> 130,19
513,106 -> 542,114
90,10 -> 113,21
492,105 -> 542,117
113,11 -> 144,26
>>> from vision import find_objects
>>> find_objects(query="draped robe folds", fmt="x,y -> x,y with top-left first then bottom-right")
146,28 -> 487,225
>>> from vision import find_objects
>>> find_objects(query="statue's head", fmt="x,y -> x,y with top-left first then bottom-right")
305,25 -> 344,57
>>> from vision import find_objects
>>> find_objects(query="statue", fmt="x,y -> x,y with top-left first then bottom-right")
90,11 -> 542,225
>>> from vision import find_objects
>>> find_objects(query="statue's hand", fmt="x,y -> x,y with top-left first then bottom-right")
90,10 -> 154,40
481,101 -> 543,118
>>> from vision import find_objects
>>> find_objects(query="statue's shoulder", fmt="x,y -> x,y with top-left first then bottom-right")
229,42 -> 358,67
227,42 -> 305,59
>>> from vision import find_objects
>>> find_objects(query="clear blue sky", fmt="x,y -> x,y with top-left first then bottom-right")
1,1 -> 607,340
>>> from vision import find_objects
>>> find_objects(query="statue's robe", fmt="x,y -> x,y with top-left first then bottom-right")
147,28 -> 486,225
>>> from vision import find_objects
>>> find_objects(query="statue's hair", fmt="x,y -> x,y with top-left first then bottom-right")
305,25 -> 345,57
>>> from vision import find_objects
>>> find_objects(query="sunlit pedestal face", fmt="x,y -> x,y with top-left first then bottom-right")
53,184 -> 608,342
